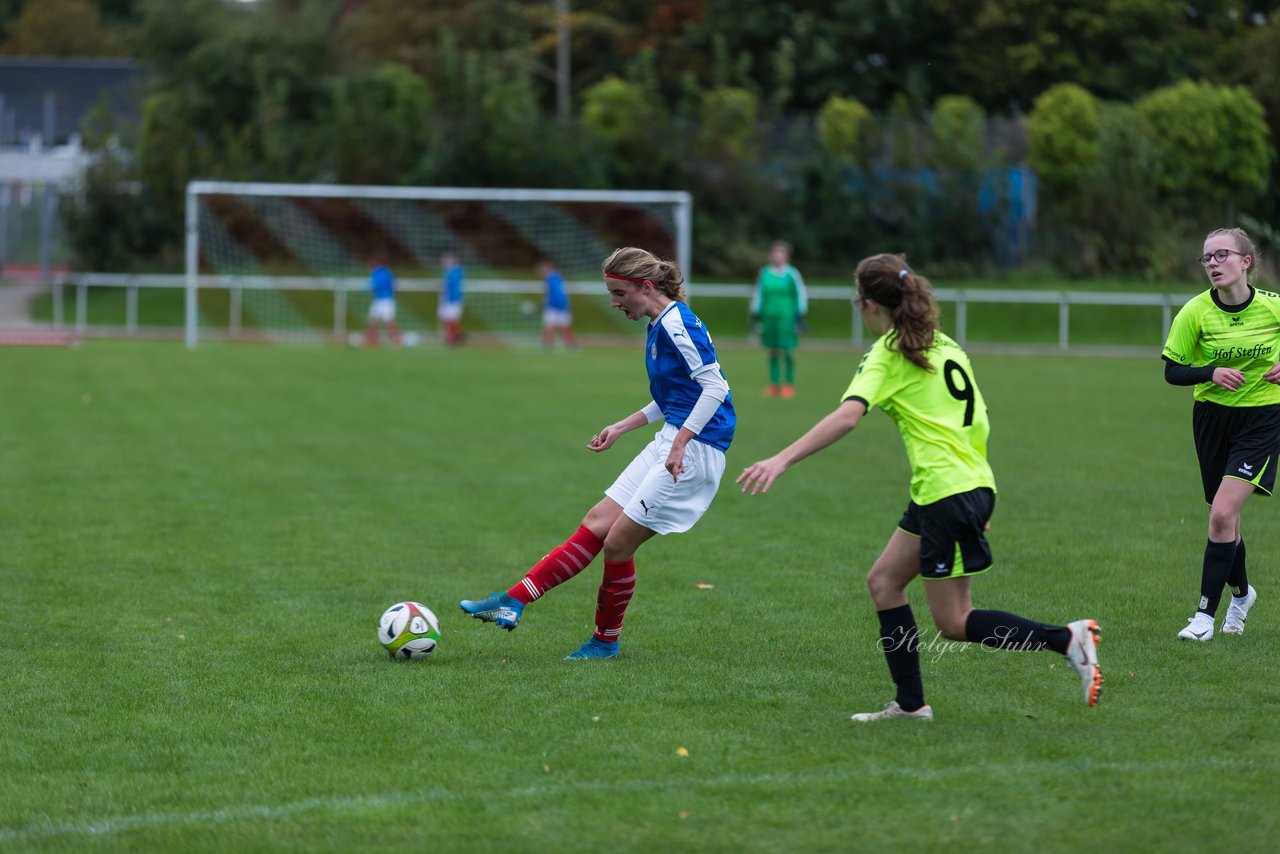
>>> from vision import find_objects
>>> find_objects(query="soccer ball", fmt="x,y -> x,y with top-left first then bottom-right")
402,331 -> 422,348
378,601 -> 440,660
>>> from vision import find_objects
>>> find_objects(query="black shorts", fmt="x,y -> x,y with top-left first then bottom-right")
897,487 -> 996,580
1192,401 -> 1280,504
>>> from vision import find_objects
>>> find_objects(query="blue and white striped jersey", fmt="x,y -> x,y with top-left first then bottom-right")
647,302 -> 736,451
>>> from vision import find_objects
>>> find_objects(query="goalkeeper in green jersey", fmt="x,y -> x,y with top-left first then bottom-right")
738,253 -> 1102,721
1162,227 -> 1277,642
751,241 -> 808,398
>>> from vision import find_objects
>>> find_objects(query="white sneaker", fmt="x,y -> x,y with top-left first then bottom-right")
1177,611 -> 1215,642
850,701 -> 933,722
1221,586 -> 1257,635
1064,619 -> 1103,707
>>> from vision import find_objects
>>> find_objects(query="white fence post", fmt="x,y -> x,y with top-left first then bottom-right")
229,287 -> 241,337
75,282 -> 87,331
334,288 -> 347,340
126,282 -> 137,334
1059,295 -> 1070,351
184,189 -> 199,349
955,291 -> 968,347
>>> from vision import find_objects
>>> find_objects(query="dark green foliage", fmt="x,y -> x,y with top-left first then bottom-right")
1027,84 -> 1100,194
816,95 -> 872,165
330,63 -> 438,185
1136,79 -> 1272,220
53,0 -> 1280,281
580,74 -> 676,187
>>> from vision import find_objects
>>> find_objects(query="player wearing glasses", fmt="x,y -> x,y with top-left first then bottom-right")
1163,227 -> 1279,641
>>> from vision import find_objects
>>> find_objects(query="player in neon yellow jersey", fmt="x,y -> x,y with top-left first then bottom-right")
751,241 -> 808,398
1162,227 -> 1278,641
738,253 -> 1101,721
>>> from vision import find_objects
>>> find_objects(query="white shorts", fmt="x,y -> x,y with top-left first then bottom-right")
543,308 -> 572,327
368,298 -> 396,322
605,423 -> 727,535
438,301 -> 463,322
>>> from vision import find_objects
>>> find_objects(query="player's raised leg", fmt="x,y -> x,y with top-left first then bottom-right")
925,573 -> 1102,707
460,498 -> 615,630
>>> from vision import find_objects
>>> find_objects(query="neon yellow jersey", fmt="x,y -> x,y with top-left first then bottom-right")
1162,287 -> 1280,408
842,331 -> 996,505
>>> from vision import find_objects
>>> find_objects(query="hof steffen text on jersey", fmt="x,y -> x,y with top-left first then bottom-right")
1163,286 -> 1280,409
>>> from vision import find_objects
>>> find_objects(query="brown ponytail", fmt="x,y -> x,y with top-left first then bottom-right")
602,247 -> 686,302
854,253 -> 940,371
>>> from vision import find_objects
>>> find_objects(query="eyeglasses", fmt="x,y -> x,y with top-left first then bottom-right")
1199,249 -> 1246,266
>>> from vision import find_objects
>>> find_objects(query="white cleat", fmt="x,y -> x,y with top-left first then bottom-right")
1177,611 -> 1215,642
1064,619 -> 1103,707
850,701 -> 933,722
1221,586 -> 1257,636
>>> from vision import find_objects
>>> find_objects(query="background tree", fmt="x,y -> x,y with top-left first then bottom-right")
46,0 -> 1280,278
1026,83 -> 1100,194
816,94 -> 872,165
580,73 -> 674,186
1237,15 -> 1280,221
925,95 -> 995,271
1136,79 -> 1271,221
1027,83 -> 1101,273
0,0 -> 126,56
330,63 -> 438,185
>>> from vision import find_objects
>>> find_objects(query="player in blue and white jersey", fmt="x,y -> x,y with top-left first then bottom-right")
539,260 -> 576,349
438,253 -> 465,346
461,247 -> 736,660
364,255 -> 401,347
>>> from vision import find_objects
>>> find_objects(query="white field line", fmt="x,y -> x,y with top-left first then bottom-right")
0,756 -> 1262,842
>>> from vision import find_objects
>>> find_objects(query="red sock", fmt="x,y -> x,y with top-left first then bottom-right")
593,558 -> 636,643
507,525 -> 603,603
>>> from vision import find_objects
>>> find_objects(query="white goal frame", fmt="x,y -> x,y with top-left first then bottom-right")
184,181 -> 692,348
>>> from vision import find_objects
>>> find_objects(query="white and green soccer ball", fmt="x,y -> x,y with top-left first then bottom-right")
378,601 -> 440,660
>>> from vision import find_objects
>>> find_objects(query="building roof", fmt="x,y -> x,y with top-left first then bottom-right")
0,58 -> 147,147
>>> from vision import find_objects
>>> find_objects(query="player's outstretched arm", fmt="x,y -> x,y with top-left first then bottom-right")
738,400 -> 866,495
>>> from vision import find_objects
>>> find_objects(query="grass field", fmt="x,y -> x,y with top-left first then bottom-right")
2,339 -> 1277,851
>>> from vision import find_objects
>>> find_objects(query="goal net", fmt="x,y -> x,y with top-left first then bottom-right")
184,182 -> 692,347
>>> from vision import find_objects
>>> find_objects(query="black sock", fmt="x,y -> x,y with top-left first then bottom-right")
1199,539 -> 1237,616
964,610 -> 1070,655
876,604 -> 925,711
1225,538 -> 1249,599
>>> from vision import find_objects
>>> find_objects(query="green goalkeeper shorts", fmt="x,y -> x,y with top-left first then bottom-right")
760,314 -> 798,350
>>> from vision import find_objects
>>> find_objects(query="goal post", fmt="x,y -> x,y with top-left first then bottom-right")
184,181 -> 693,348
